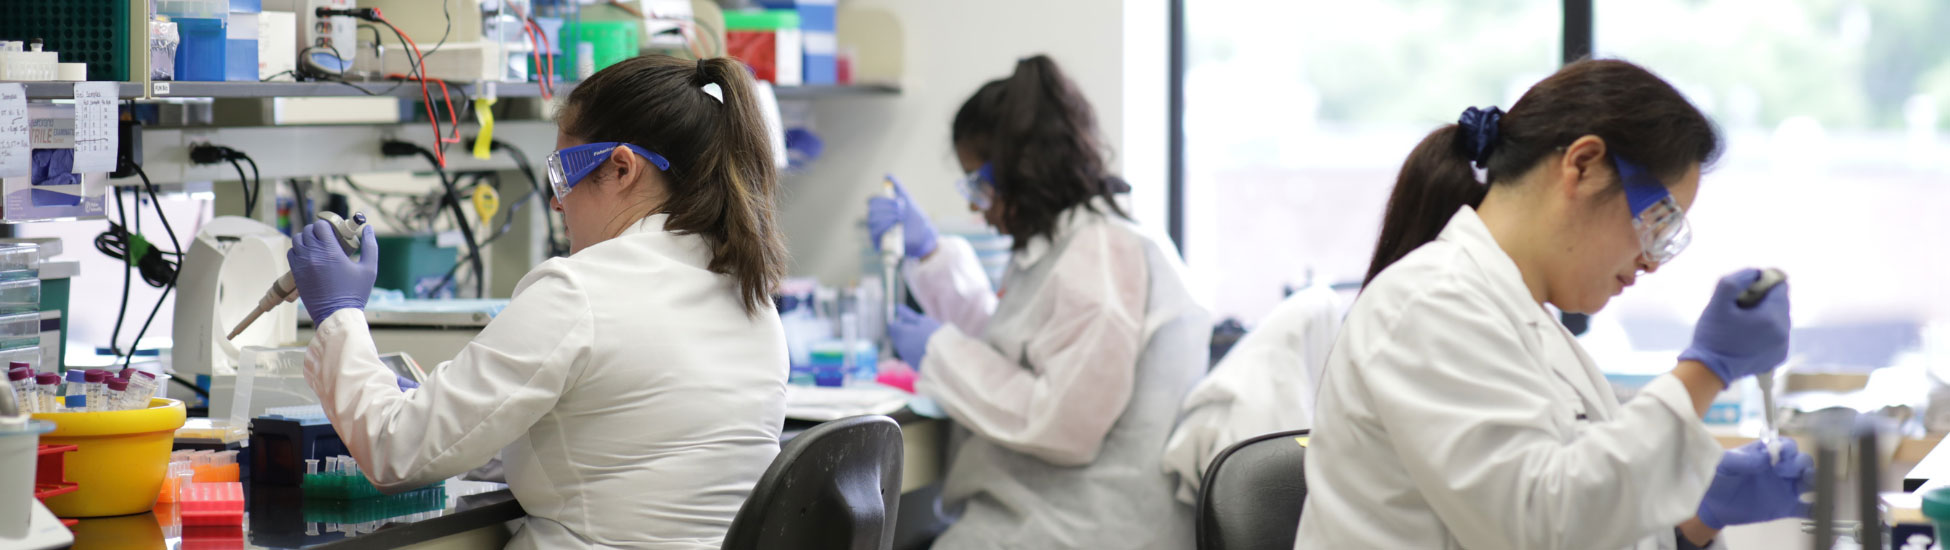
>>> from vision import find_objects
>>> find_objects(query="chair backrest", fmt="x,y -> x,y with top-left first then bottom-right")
1196,429 -> 1310,550
722,415 -> 904,550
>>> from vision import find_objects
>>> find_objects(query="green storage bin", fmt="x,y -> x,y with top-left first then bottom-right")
375,234 -> 459,297
0,0 -> 133,81
560,21 -> 641,81
722,10 -> 801,31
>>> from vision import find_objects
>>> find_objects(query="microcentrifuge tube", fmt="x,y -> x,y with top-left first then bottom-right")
306,459 -> 319,475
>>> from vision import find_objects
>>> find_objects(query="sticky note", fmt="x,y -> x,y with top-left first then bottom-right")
0,84 -> 27,178
71,82 -> 118,173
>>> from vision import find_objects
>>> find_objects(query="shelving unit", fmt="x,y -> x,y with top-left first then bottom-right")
15,80 -> 902,100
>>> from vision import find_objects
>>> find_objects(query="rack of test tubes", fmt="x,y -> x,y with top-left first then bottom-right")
304,454 -> 426,500
11,365 -> 162,414
179,482 -> 245,526
302,484 -> 448,525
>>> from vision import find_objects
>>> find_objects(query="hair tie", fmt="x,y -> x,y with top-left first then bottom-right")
1457,106 -> 1503,183
694,59 -> 724,104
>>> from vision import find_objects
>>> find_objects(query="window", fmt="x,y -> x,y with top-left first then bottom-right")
1180,0 -> 1562,324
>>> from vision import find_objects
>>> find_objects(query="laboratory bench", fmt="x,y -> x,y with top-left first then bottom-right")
62,409 -> 948,550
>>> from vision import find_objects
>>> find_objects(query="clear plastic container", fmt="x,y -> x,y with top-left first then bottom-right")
0,244 -> 41,280
0,315 -> 41,359
154,0 -> 227,19
0,280 -> 41,316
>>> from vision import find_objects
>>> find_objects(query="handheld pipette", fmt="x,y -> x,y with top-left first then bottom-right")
227,212 -> 368,340
1736,268 -> 1788,462
878,179 -> 904,354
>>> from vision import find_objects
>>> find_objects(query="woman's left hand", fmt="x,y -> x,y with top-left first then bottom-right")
888,305 -> 943,368
287,220 -> 380,323
1696,438 -> 1814,529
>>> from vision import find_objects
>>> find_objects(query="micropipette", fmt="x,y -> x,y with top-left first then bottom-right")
1736,268 -> 1788,463
227,212 -> 369,340
878,179 -> 904,354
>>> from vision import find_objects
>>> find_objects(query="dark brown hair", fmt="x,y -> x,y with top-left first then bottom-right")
1363,58 -> 1722,285
558,55 -> 787,316
952,55 -> 1129,249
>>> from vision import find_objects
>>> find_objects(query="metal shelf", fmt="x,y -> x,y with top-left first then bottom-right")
11,80 -> 901,100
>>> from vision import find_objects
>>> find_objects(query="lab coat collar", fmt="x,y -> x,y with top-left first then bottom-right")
595,213 -> 714,270
1438,207 -> 1612,416
1012,195 -> 1126,271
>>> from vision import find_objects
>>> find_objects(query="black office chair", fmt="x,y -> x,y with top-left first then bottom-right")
722,415 -> 904,550
1196,429 -> 1310,550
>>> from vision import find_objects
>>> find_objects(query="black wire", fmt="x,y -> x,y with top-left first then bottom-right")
290,178 -> 315,230
120,163 -> 185,371
402,144 -> 484,297
490,140 -> 565,257
427,0 -> 453,59
225,158 -> 255,215
429,172 -> 546,296
105,187 -> 131,357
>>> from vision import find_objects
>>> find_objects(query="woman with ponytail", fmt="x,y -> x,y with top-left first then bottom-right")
867,55 -> 1206,548
286,55 -> 790,549
1298,59 -> 1806,549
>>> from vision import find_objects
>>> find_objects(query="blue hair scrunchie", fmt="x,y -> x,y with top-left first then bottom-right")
1457,106 -> 1503,167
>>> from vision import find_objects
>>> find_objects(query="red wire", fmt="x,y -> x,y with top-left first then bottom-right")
532,19 -> 556,98
519,20 -> 549,100
378,14 -> 454,167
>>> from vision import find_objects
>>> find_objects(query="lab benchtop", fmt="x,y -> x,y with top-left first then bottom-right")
66,479 -> 521,550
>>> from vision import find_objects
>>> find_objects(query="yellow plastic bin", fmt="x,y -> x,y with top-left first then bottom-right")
31,398 -> 187,517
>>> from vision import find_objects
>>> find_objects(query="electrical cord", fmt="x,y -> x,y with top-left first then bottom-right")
429,172 -> 547,296
190,145 -> 262,215
486,139 -> 565,257
118,163 -> 185,371
384,140 -> 484,297
105,187 -> 132,357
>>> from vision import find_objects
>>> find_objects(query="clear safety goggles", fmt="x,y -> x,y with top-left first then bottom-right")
545,142 -> 671,201
1613,156 -> 1692,265
956,163 -> 996,210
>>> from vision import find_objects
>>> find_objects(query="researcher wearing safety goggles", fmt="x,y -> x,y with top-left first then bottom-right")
285,55 -> 791,549
1295,59 -> 1803,550
866,55 -> 1207,549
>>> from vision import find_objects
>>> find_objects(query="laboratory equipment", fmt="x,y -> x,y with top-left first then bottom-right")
250,409 -> 350,486
723,10 -> 802,85
229,212 -> 369,340
103,378 -> 128,412
33,374 -> 56,413
7,369 -> 31,413
180,482 -> 245,526
1740,268 -> 1788,462
0,418 -> 69,550
878,179 -> 903,355
29,398 -> 187,517
174,217 -> 300,386
82,370 -> 105,413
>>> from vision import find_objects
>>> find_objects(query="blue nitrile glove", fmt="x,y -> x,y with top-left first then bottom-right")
888,305 -> 943,369
287,220 -> 380,323
396,375 -> 420,391
1697,439 -> 1813,529
867,177 -> 939,259
1680,269 -> 1791,387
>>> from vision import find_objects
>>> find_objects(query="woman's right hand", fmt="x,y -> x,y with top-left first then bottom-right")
867,178 -> 939,259
1680,269 -> 1791,387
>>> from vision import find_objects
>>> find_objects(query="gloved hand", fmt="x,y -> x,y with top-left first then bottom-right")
1697,439 -> 1813,529
1680,269 -> 1791,387
396,375 -> 420,391
287,220 -> 380,323
867,178 -> 939,259
888,305 -> 943,369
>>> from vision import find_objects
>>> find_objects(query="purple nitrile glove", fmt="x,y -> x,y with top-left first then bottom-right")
1680,269 -> 1791,387
287,220 -> 379,323
1697,438 -> 1813,529
888,305 -> 942,369
867,177 -> 939,259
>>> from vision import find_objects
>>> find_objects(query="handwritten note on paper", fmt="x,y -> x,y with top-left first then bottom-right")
71,82 -> 118,174
0,84 -> 27,178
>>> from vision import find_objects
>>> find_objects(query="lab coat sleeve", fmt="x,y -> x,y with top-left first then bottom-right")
305,264 -> 593,492
1357,284 -> 1722,550
903,235 -> 998,337
916,223 -> 1146,466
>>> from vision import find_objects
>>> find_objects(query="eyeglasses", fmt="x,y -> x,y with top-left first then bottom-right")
955,163 -> 995,210
544,142 -> 671,201
1612,156 -> 1692,265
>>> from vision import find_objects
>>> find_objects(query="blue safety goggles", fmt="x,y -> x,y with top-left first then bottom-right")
1613,156 -> 1692,265
544,142 -> 672,200
956,163 -> 996,210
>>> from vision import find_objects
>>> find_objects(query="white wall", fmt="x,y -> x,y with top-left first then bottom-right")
780,0 -> 1167,284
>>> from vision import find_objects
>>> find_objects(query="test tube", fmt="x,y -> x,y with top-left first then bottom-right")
62,370 -> 85,401
8,368 -> 33,413
83,370 -> 105,412
105,378 -> 129,411
306,458 -> 320,476
35,373 -> 58,412
126,370 -> 157,409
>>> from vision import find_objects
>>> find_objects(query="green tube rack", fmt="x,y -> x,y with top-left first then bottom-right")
301,470 -> 435,501
303,485 -> 448,525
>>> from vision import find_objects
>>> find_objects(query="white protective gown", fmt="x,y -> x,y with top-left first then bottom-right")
1295,207 -> 1725,550
1160,283 -> 1341,503
906,197 -> 1208,549
304,215 -> 789,550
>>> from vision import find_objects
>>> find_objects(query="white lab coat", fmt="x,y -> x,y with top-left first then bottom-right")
1160,284 -> 1341,504
304,215 -> 789,550
907,197 -> 1207,549
1295,207 -> 1724,550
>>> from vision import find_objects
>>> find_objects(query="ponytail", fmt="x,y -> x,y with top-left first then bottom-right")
953,55 -> 1125,248
560,55 -> 788,316
1362,59 -> 1722,286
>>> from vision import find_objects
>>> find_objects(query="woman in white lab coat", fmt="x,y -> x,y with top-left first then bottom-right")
285,55 -> 790,549
1296,59 -> 1809,550
869,55 -> 1208,549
